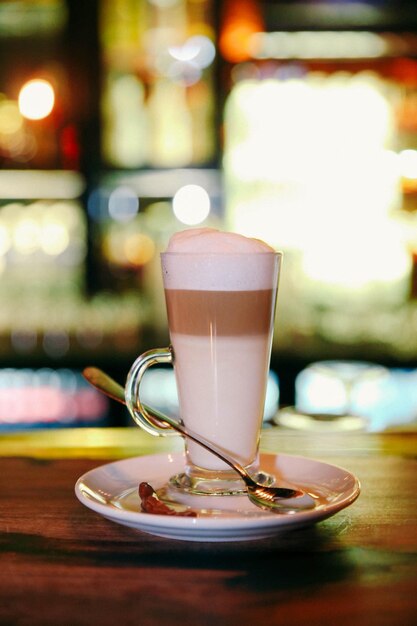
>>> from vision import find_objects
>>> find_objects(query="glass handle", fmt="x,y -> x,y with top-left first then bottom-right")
125,346 -> 177,437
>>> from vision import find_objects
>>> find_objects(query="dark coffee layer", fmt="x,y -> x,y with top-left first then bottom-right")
165,289 -> 276,336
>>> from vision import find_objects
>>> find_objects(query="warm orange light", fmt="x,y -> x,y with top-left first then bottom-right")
219,0 -> 264,63
103,230 -> 156,267
18,79 -> 55,120
124,233 -> 155,267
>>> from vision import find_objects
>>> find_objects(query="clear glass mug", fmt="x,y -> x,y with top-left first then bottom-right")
125,251 -> 282,496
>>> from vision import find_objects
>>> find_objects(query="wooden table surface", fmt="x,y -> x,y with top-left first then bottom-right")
0,427 -> 416,626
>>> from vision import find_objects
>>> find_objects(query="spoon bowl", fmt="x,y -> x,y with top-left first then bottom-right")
83,367 -> 316,514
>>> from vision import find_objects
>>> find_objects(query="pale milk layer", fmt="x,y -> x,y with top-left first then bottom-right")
162,228 -> 280,292
171,333 -> 272,470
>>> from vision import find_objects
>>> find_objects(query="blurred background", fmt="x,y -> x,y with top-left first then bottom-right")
1,0 -> 417,433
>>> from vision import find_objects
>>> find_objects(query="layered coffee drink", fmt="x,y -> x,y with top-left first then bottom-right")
162,229 -> 281,479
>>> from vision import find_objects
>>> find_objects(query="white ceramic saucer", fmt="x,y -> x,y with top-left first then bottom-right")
75,452 -> 360,542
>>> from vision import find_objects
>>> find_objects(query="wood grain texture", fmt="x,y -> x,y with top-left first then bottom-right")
0,430 -> 416,626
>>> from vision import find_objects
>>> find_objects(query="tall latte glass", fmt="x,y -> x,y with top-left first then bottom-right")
125,229 -> 281,496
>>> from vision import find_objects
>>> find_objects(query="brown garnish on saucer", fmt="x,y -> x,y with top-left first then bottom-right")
139,482 -> 197,517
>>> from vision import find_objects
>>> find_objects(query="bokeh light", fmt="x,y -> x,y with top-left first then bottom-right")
0,368 -> 108,427
41,222 -> 70,255
13,218 -> 41,254
399,149 -> 417,179
0,99 -> 23,134
168,35 -> 215,69
172,184 -> 210,225
108,186 -> 139,222
18,79 -> 55,120
124,233 -> 156,266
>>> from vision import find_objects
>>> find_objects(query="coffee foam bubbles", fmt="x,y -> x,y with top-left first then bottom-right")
162,228 -> 280,291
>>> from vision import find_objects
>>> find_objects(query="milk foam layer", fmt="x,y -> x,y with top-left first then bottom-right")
162,228 -> 280,291
166,228 -> 274,254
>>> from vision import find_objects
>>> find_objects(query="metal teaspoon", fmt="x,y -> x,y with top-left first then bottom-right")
82,366 -> 315,514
